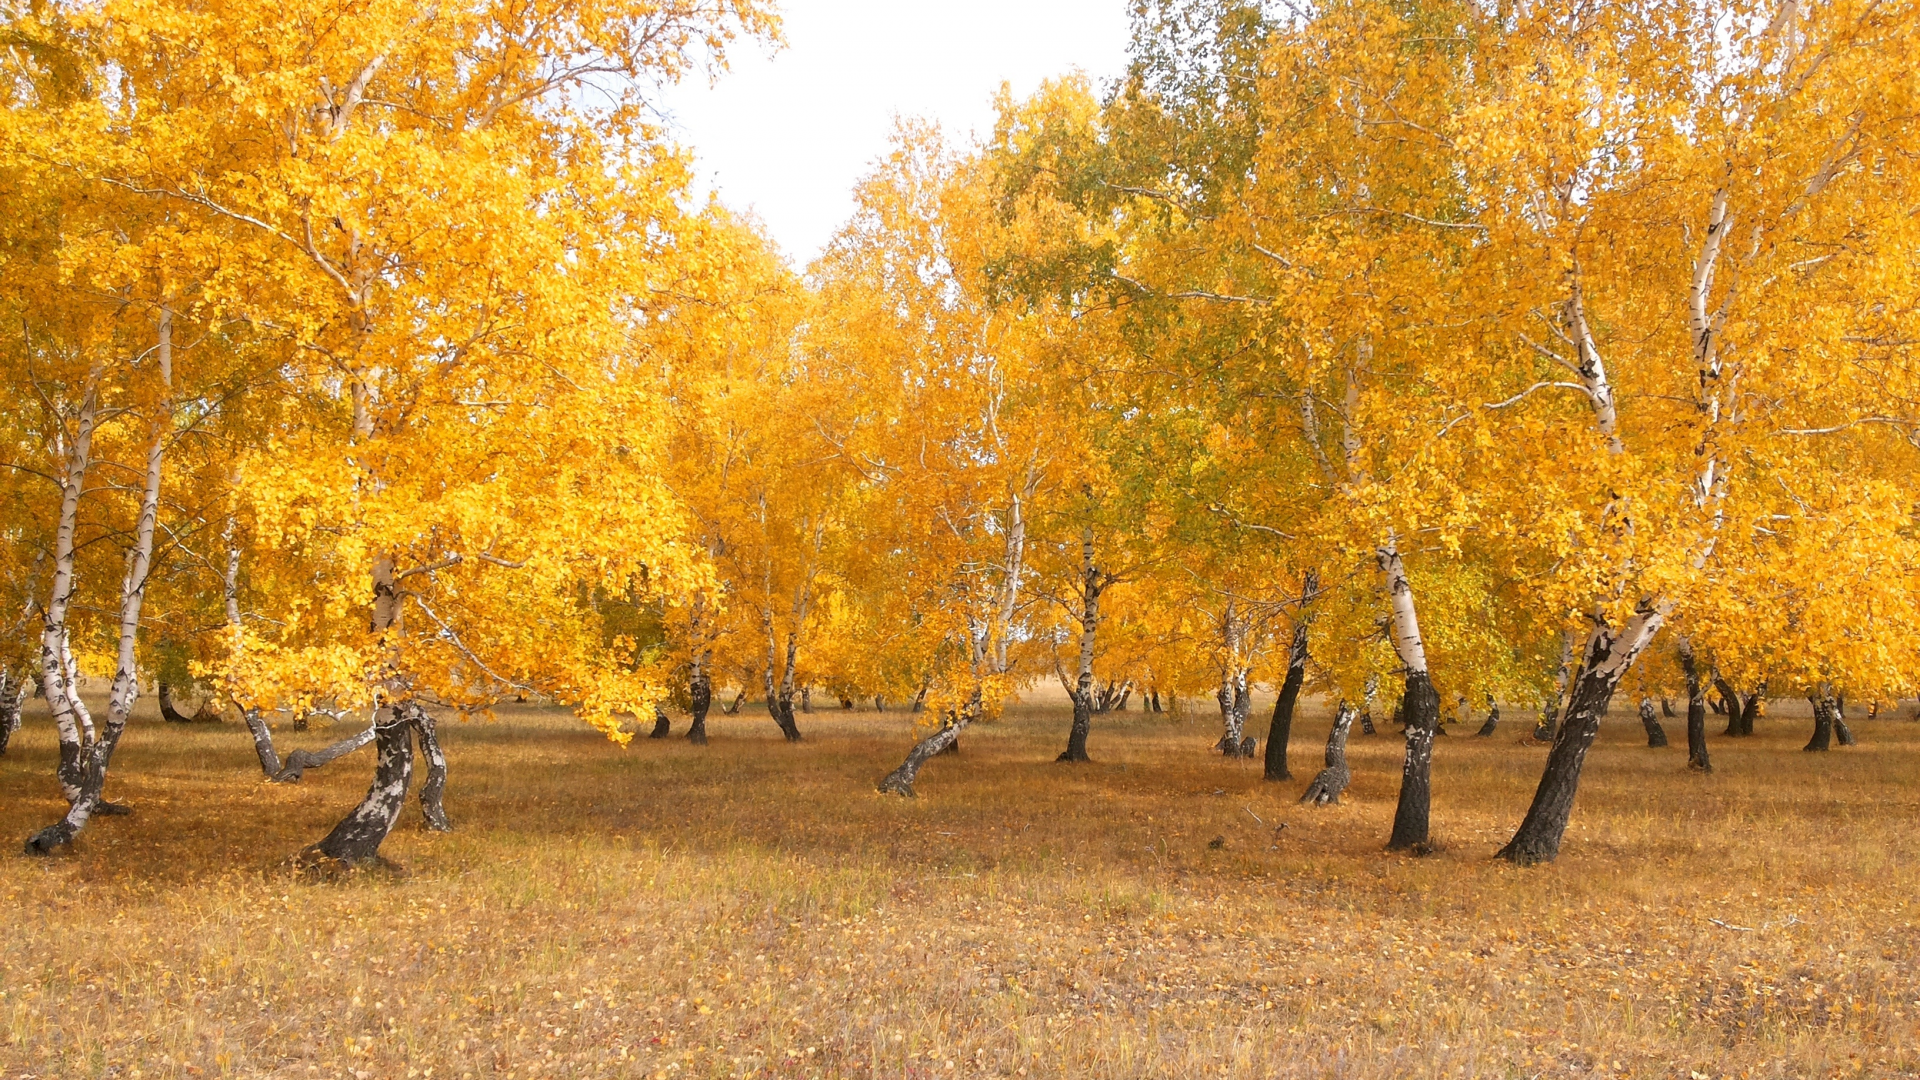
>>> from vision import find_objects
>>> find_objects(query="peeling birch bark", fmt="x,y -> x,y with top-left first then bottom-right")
1299,702 -> 1355,806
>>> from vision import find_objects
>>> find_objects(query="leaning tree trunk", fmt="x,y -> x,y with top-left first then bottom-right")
414,706 -> 451,831
1737,686 -> 1764,737
1803,693 -> 1836,752
647,705 -> 671,739
1300,702 -> 1356,806
304,705 -> 417,866
878,698 -> 976,797
158,682 -> 195,724
1639,697 -> 1669,747
1264,618 -> 1309,782
1715,678 -> 1744,736
1378,543 -> 1439,853
244,707 -> 284,777
1834,699 -> 1856,746
1497,603 -> 1666,865
271,721 -> 375,782
1680,640 -> 1712,772
1474,697 -> 1499,737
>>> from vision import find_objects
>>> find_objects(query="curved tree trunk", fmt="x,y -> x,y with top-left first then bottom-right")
1680,640 -> 1712,772
1661,697 -> 1677,718
647,705 -> 671,739
1498,603 -> 1666,865
1639,697 -> 1669,747
414,706 -> 451,831
1834,698 -> 1856,746
27,348 -> 168,855
1300,702 -> 1355,806
1474,697 -> 1499,737
1736,685 -> 1764,737
879,704 -> 971,797
1803,693 -> 1836,752
304,705 -> 416,866
271,722 -> 375,782
159,682 -> 195,724
1264,617 -> 1309,782
1715,678 -> 1743,736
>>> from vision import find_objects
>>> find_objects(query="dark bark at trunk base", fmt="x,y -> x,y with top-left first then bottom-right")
878,722 -> 963,797
1264,624 -> 1308,782
1386,672 -> 1440,852
1661,698 -> 1677,718
1300,704 -> 1355,806
1498,650 -> 1637,865
1474,700 -> 1499,737
1533,704 -> 1559,744
1682,648 -> 1712,772
159,682 -> 195,724
686,672 -> 711,745
1804,696 -> 1835,752
25,710 -> 133,855
303,706 -> 415,866
1639,698 -> 1669,747
647,706 -> 672,739
1835,715 -> 1856,746
1058,693 -> 1093,762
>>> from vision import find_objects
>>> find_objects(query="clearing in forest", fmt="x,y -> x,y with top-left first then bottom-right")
3,699 -> 1917,1079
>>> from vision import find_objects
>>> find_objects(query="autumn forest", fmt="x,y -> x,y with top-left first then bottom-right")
4,0 -> 1920,1075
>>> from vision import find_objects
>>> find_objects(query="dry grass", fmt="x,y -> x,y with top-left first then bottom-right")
3,695 -> 1918,1079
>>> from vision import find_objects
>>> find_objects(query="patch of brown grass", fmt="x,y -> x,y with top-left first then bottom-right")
3,697 -> 1918,1079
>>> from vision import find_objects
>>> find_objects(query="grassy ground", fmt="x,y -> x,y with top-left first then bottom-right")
2,696 -> 1917,1079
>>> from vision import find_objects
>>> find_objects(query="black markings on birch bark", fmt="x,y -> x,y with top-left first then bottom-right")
1803,691 -> 1842,752
306,705 -> 416,866
27,313 -> 173,854
1059,528 -> 1109,764
878,711 -> 967,797
1474,695 -> 1499,737
272,722 -> 376,782
414,706 -> 451,831
647,705 -> 671,739
1679,640 -> 1712,772
1377,541 -> 1438,852
1498,603 -> 1667,865
1300,702 -> 1355,806
0,671 -> 23,757
1639,697 -> 1669,747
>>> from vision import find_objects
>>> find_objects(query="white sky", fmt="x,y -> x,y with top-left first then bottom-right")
655,0 -> 1135,268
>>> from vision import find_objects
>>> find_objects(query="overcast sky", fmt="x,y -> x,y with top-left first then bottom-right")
654,0 -> 1135,268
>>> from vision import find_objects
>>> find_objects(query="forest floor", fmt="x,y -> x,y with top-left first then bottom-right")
2,697 -> 1918,1079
